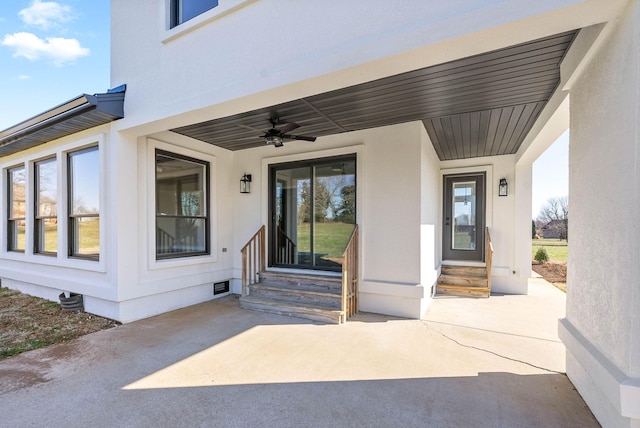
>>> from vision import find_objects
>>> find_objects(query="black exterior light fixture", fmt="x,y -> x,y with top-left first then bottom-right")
240,174 -> 252,193
499,178 -> 508,196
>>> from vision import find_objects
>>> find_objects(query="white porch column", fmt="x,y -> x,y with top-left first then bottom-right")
514,162 -> 533,287
561,1 -> 640,426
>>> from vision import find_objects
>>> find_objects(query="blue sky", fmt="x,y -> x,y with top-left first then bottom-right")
0,0 -> 110,131
0,1 -> 568,216
532,130 -> 569,218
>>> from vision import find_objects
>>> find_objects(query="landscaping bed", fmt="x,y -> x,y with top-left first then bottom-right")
532,261 -> 567,292
0,287 -> 118,359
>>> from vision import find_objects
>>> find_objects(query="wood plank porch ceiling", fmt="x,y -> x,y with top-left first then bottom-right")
171,30 -> 577,160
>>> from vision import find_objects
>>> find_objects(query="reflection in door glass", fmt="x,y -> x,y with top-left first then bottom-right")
274,167 -> 312,266
272,157 -> 356,270
452,182 -> 476,250
313,163 -> 356,268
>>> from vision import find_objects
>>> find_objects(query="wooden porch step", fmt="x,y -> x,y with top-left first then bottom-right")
239,295 -> 344,324
437,275 -> 488,288
240,270 -> 345,324
440,265 -> 487,277
248,282 -> 341,308
436,284 -> 490,298
258,271 -> 342,290
437,265 -> 490,298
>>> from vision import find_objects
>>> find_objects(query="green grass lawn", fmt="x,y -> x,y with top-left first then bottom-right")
297,222 -> 355,258
532,238 -> 568,262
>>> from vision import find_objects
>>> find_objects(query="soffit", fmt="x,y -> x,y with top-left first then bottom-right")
0,88 -> 126,158
171,30 -> 577,160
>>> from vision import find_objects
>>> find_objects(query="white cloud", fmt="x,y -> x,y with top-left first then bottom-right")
19,0 -> 75,30
1,32 -> 89,66
18,74 -> 32,80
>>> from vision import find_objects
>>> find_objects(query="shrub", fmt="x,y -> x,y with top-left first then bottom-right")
534,247 -> 549,263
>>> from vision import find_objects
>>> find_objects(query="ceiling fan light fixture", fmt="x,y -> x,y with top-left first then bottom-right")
265,135 -> 283,147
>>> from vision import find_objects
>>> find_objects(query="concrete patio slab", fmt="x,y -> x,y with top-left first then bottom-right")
0,279 -> 597,427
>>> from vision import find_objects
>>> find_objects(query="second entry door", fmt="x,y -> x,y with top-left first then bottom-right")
443,173 -> 485,262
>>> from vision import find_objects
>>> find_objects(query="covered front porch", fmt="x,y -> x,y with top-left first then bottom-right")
0,276 -> 596,427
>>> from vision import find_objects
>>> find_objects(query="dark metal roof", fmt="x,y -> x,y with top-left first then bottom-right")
0,85 -> 126,157
172,31 -> 577,159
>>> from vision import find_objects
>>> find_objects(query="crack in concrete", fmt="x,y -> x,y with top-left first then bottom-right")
422,320 -> 565,375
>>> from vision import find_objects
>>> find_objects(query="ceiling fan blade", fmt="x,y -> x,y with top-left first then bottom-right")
278,122 -> 300,134
283,134 -> 316,142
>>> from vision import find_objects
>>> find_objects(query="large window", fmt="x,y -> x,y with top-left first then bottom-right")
68,147 -> 100,259
7,166 -> 26,252
34,157 -> 58,255
170,0 -> 218,28
156,150 -> 209,259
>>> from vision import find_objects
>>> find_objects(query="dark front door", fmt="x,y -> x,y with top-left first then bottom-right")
443,173 -> 485,261
269,155 -> 356,271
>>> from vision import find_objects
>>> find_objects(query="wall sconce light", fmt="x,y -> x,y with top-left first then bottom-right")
240,174 -> 252,194
498,178 -> 508,197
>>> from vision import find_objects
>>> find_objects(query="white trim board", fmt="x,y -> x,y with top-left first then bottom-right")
559,318 -> 640,419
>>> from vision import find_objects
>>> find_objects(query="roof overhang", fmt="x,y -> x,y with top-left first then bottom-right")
0,85 -> 126,157
170,31 -> 578,160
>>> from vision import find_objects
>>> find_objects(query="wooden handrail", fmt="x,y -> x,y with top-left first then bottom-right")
341,225 -> 359,323
485,227 -> 493,293
241,225 -> 266,296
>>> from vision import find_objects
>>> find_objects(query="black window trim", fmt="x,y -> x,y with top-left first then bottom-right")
7,164 -> 26,253
169,0 -> 219,29
67,145 -> 100,261
155,148 -> 211,260
34,156 -> 58,256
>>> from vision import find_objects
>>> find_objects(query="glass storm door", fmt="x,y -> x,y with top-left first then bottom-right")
270,155 -> 356,271
443,173 -> 485,261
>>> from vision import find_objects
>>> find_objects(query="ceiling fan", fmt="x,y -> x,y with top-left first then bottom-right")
261,117 -> 317,147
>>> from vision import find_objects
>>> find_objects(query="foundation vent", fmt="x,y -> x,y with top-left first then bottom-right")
214,281 -> 230,295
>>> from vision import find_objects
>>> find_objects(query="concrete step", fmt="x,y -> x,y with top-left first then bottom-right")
436,284 -> 490,298
239,295 -> 344,324
259,271 -> 342,290
248,282 -> 341,308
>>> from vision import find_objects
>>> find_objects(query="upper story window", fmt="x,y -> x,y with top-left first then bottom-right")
68,146 -> 100,260
155,150 -> 209,259
7,165 -> 26,252
34,157 -> 58,255
170,0 -> 219,28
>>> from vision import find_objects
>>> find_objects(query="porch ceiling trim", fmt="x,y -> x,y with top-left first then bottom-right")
171,30 -> 578,160
0,85 -> 126,158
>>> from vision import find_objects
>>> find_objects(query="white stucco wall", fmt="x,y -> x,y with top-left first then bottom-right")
230,122 -> 437,319
110,0 -> 624,137
0,124 -> 119,318
420,124 -> 442,308
563,0 -> 640,425
114,131 -> 237,322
